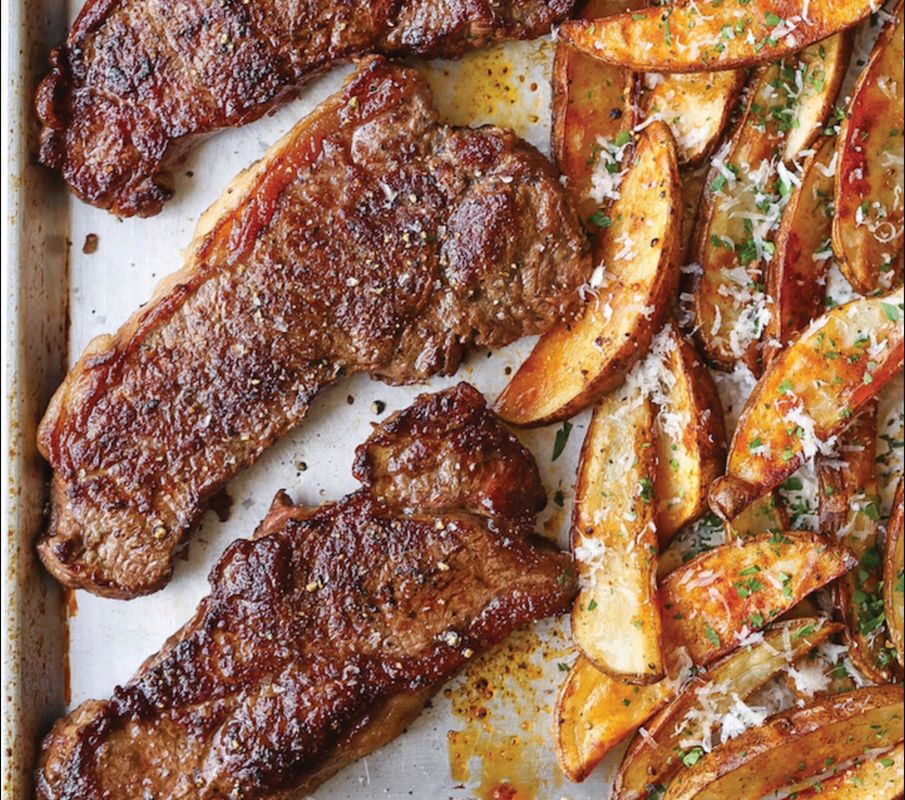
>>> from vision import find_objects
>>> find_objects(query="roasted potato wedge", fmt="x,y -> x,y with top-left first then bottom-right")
558,1 -> 871,73
792,742 -> 904,799
495,121 -> 682,426
709,288 -> 905,522
555,531 -> 854,781
641,70 -> 745,166
572,384 -> 664,682
663,685 -> 905,800
654,327 -> 728,543
686,38 -> 849,372
886,477 -> 904,667
764,135 -> 836,365
818,404 -> 895,681
782,32 -> 852,161
833,2 -> 905,294
613,618 -> 843,800
659,531 -> 854,664
552,0 -> 640,228
726,489 -> 788,539
557,654 -> 674,783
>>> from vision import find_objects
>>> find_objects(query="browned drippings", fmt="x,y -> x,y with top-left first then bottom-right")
445,625 -> 575,799
420,40 -> 552,141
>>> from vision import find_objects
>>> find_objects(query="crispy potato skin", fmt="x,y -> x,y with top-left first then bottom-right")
495,121 -> 683,426
791,741 -> 904,799
571,389 -> 664,682
554,532 -> 854,782
709,289 -> 905,522
552,0 -> 641,227
687,40 -> 848,374
679,161 -> 710,259
612,619 -> 843,800
885,477 -> 905,667
558,1 -> 872,72
663,685 -> 905,800
641,70 -> 745,166
654,329 -> 727,543
833,3 -> 905,294
764,136 -> 836,365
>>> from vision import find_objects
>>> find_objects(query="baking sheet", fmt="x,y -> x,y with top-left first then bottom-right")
4,3 -> 904,799
21,23 -> 612,799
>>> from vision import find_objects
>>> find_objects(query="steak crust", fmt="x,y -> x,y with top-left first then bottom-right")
35,0 -> 575,216
36,57 -> 589,599
35,384 -> 577,800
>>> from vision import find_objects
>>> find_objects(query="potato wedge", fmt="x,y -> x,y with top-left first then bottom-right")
641,70 -> 745,166
659,531 -> 854,664
557,654 -> 674,783
791,742 -> 904,799
818,405 -> 896,681
552,0 -> 641,228
612,618 -> 843,800
726,490 -> 788,539
663,685 -> 905,800
764,135 -> 836,365
494,121 -> 682,426
709,288 -> 905,522
833,2 -> 905,294
555,531 -> 854,781
558,1 -> 872,73
885,477 -> 904,667
572,384 -> 664,682
654,328 -> 728,543
686,39 -> 850,373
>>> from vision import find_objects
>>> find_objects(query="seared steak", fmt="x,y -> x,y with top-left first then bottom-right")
35,383 -> 577,800
36,57 -> 590,599
36,0 -> 575,217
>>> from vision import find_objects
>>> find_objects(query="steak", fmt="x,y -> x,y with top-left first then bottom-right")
35,383 -> 577,800
35,0 -> 575,217
36,57 -> 590,599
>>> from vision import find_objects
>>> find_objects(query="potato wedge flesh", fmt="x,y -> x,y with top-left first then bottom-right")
726,489 -> 788,539
555,532 -> 854,781
654,330 -> 727,544
782,33 -> 851,161
558,1 -> 872,72
663,685 -> 905,800
764,135 -> 836,365
572,387 -> 664,681
833,4 -> 905,294
791,742 -> 904,799
642,70 -> 745,166
494,121 -> 682,426
709,288 -> 905,521
885,477 -> 904,667
613,618 -> 843,800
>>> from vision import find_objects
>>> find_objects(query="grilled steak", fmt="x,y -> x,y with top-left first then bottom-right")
36,57 -> 590,599
35,383 -> 577,800
35,0 -> 575,217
